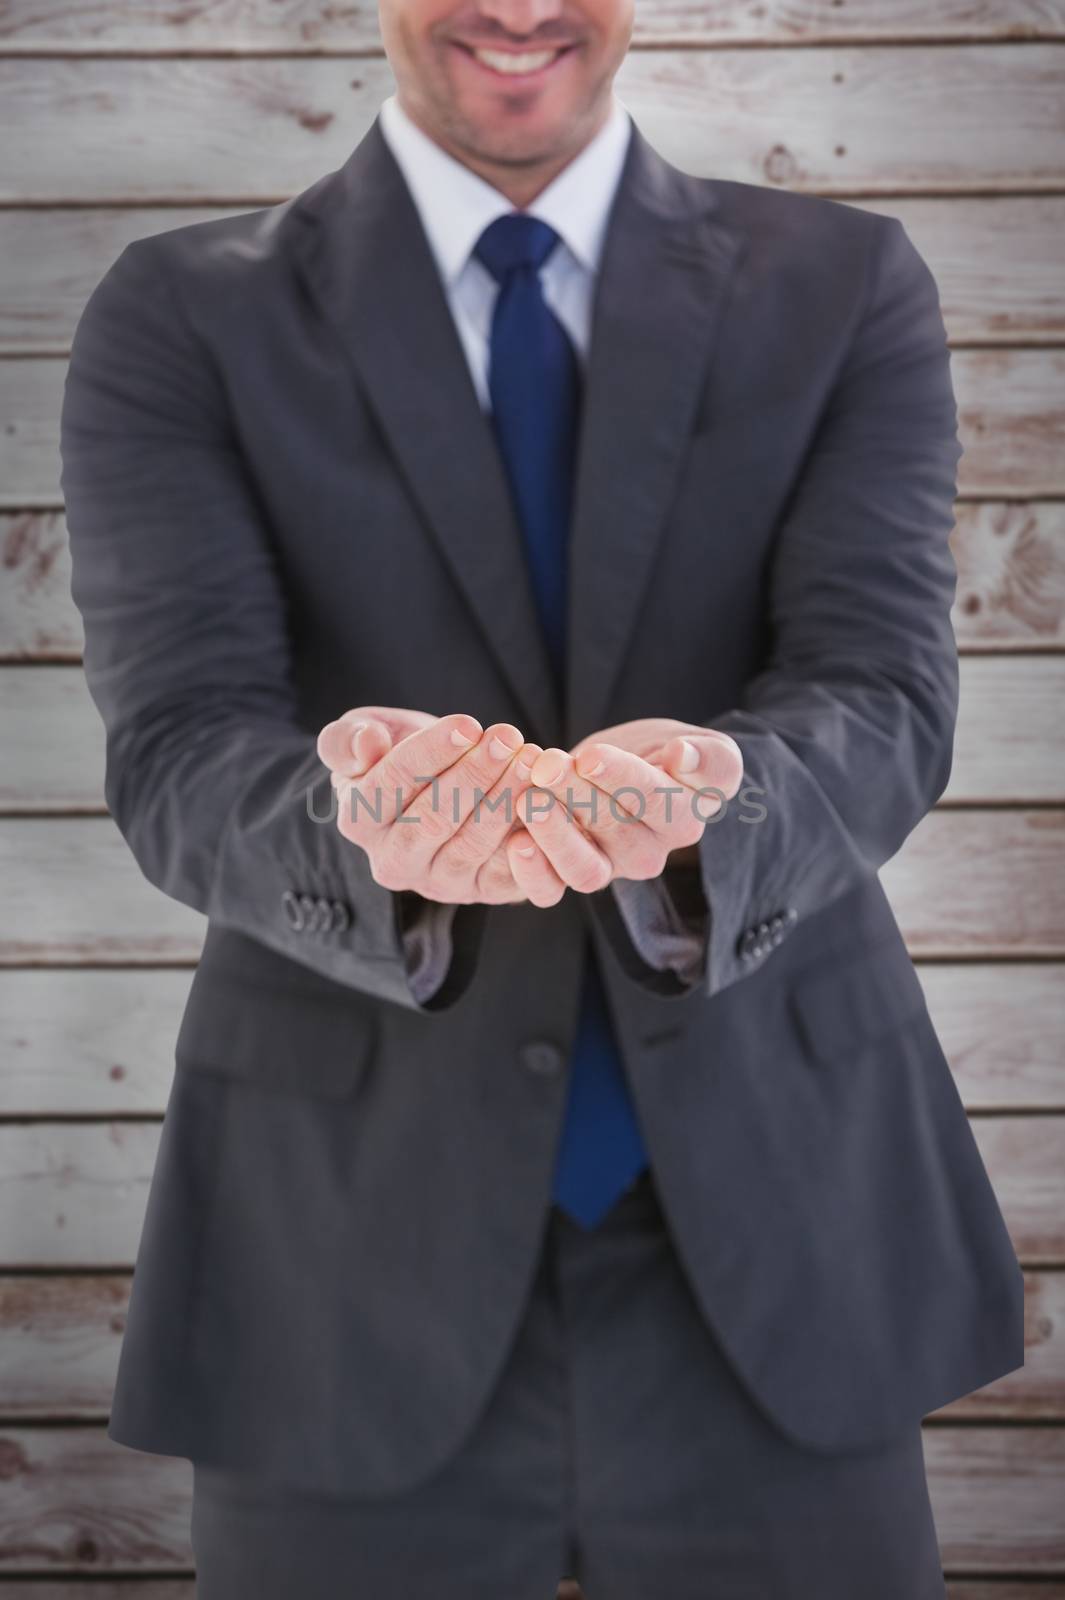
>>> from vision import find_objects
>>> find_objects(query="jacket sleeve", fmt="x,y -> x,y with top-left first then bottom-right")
593,213 -> 963,1000
60,235 -> 485,1012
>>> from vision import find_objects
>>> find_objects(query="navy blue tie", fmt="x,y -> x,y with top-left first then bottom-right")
474,212 -> 649,1228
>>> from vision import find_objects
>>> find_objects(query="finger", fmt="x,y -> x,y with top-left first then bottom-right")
656,732 -> 744,816
520,750 -> 614,895
337,711 -> 483,844
528,744 -> 695,884
570,740 -> 707,861
376,723 -> 527,884
319,716 -> 392,777
429,742 -> 543,879
317,706 -> 435,775
504,828 -> 567,908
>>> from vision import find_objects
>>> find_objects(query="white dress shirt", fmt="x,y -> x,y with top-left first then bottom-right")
377,92 -> 709,998
378,89 -> 633,410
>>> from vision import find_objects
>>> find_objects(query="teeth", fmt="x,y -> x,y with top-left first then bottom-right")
472,47 -> 561,74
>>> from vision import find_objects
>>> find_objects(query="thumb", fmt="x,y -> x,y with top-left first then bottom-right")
658,731 -> 744,805
319,711 -> 396,777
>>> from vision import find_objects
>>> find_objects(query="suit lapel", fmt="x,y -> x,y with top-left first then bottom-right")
565,120 -> 745,742
291,112 -> 744,750
292,116 -> 562,744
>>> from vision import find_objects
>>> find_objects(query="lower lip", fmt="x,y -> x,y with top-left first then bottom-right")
451,42 -> 577,86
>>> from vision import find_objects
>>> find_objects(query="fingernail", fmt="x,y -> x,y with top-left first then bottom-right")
451,723 -> 479,747
677,739 -> 700,772
489,735 -> 520,760
349,720 -> 368,758
578,747 -> 603,778
532,751 -> 565,785
515,844 -> 536,858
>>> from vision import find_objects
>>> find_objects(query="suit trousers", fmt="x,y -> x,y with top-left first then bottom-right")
189,1169 -> 947,1599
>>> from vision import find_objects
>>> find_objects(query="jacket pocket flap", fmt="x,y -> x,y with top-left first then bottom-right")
789,937 -> 927,1064
175,963 -> 378,1100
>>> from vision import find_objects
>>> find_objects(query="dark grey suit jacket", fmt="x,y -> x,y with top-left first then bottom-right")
60,110 -> 1024,1497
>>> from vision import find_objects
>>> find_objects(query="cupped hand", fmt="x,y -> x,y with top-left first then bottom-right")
316,706 -> 563,905
523,718 -> 744,887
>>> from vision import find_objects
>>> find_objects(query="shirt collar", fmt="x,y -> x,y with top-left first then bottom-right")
377,90 -> 633,285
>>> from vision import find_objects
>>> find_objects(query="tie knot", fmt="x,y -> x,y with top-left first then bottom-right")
473,212 -> 562,283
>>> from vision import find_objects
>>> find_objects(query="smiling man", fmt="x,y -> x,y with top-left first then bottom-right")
60,0 -> 1024,1592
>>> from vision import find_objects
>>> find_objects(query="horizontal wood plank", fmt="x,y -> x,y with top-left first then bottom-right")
972,1118 -> 1065,1266
3,49 -> 1065,205
0,969 -> 191,1115
0,1586 -> 194,1599
0,1276 -> 131,1418
0,820 -> 204,965
3,655 -> 1061,811
6,351 -> 1061,510
935,1271 -> 1065,1420
0,810 -> 1062,964
0,961 -> 1060,1117
4,1269 -> 1061,1422
945,1588 -> 1065,1600
3,0 -> 1063,51
919,964 -> 1065,1111
0,1425 -> 1061,1572
0,1123 -> 160,1268
0,1429 -> 192,1572
925,1426 -> 1065,1572
946,656 -> 1065,803
3,505 -> 1063,660
6,198 -> 1065,354
879,809 -> 1065,958
0,1115 -> 1056,1268
954,350 -> 1065,500
951,502 -> 1065,651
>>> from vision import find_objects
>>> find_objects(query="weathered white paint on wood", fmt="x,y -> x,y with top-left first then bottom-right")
0,513 -> 79,658
951,502 -> 1065,650
3,50 -> 1065,204
0,1115 -> 1057,1268
0,969 -> 191,1114
919,965 -> 1065,1111
0,819 -> 205,965
6,198 -> 1065,353
0,667 -> 104,811
0,1122 -> 160,1268
954,350 -> 1065,500
972,1117 -> 1065,1266
6,352 -> 1061,510
935,1271 -> 1065,1421
2,0 -> 1063,51
879,809 -> 1065,958
4,1269 -> 1061,1421
0,208 -> 248,355
0,1428 -> 192,1572
0,1275 -> 132,1417
0,1424 -> 1061,1571
947,656 -> 1065,803
1,811 -> 1061,964
0,962 -> 1059,1116
2,657 -> 1061,811
4,506 -> 1063,659
924,1426 -> 1065,1572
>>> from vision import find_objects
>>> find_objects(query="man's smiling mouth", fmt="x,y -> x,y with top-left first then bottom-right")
452,42 -> 578,78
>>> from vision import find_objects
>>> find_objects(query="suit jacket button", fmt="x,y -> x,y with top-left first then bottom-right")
298,893 -> 317,928
330,899 -> 351,932
281,888 -> 305,931
520,1041 -> 565,1077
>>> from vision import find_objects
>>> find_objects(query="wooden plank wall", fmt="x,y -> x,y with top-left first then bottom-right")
1,0 -> 1064,1588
